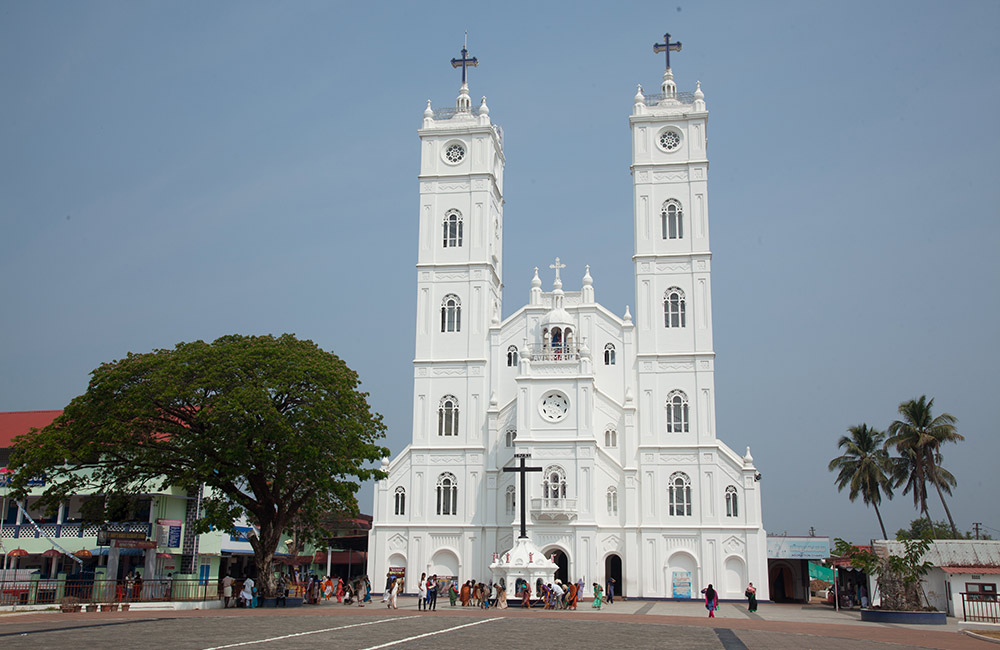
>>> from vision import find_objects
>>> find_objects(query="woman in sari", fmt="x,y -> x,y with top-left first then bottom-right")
567,581 -> 578,610
460,581 -> 471,606
745,582 -> 757,612
592,583 -> 603,609
448,581 -> 459,606
335,577 -> 344,602
702,584 -> 718,618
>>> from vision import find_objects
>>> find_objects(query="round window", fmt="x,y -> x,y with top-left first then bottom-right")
444,143 -> 466,164
539,391 -> 570,422
658,130 -> 681,152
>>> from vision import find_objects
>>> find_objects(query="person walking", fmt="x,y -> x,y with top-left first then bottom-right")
222,573 -> 234,608
460,580 -> 471,606
702,584 -> 718,618
448,580 -> 459,606
383,572 -> 393,605
390,576 -> 401,609
427,574 -> 438,611
606,576 -> 615,604
745,582 -> 757,613
417,572 -> 427,611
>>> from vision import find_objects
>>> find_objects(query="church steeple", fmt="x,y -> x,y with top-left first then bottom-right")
451,36 -> 478,113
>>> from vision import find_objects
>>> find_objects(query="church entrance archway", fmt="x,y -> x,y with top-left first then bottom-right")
605,554 -> 624,598
544,548 -> 569,584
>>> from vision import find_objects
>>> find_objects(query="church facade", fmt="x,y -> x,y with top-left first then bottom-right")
368,41 -> 768,600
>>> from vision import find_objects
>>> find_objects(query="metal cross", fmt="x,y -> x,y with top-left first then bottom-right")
503,452 -> 542,539
653,32 -> 682,70
451,42 -> 478,85
549,257 -> 566,285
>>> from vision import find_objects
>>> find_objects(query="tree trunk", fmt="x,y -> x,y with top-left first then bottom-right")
872,502 -> 888,540
932,479 -> 960,538
249,523 -> 282,599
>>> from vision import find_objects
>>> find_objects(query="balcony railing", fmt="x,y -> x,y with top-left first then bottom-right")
524,344 -> 581,363
642,91 -> 695,106
0,522 -> 152,540
530,497 -> 578,522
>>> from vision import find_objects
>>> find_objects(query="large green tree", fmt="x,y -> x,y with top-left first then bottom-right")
9,334 -> 388,597
886,396 -> 963,538
828,424 -> 895,539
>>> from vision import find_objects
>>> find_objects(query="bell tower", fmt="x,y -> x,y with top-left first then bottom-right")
630,35 -> 717,444
411,42 -> 505,458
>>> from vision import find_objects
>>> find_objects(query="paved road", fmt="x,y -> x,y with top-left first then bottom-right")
0,599 -> 992,650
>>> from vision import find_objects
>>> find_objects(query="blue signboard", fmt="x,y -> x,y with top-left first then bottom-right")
767,536 -> 831,560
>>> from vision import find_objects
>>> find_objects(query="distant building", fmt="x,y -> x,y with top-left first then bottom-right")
766,535 -> 831,603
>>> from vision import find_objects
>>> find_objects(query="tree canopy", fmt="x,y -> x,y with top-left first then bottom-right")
9,333 -> 388,594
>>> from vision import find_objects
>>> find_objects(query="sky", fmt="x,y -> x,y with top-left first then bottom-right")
2,1 -> 999,545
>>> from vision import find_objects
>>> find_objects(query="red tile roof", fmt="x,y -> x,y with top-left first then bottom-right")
941,566 -> 1000,574
0,410 -> 62,448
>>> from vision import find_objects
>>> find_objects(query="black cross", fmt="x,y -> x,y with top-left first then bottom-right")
653,32 -> 682,70
503,451 -> 542,540
451,45 -> 478,85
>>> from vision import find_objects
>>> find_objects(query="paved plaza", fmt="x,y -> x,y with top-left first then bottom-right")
0,598 -> 995,650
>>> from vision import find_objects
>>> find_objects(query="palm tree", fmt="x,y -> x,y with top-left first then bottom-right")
828,424 -> 895,539
886,396 -> 964,538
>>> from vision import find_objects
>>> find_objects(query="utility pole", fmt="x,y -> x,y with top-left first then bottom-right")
809,526 -> 816,537
973,522 -> 982,540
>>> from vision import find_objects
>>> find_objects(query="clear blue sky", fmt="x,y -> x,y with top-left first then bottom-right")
2,1 -> 998,544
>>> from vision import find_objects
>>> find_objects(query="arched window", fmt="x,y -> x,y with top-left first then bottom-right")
507,345 -> 518,367
666,390 -> 689,433
443,211 -> 463,247
664,287 -> 686,328
505,485 -> 516,516
436,473 -> 458,515
604,427 -> 617,448
726,486 -> 739,517
607,486 -> 618,515
661,200 -> 683,240
438,395 -> 459,436
505,428 -> 517,448
441,294 -> 461,332
604,343 -> 616,366
394,486 -> 406,515
542,465 -> 567,504
669,471 -> 692,516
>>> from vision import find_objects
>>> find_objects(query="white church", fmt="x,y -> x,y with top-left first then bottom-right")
368,36 -> 768,600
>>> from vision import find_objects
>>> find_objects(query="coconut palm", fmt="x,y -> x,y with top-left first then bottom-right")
828,424 -> 895,539
886,396 -> 964,538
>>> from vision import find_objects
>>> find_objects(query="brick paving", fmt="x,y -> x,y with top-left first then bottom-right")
0,598 -> 993,649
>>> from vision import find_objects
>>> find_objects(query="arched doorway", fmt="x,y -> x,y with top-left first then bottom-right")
769,563 -> 793,602
545,548 -> 569,584
724,556 -> 746,598
605,554 -> 624,598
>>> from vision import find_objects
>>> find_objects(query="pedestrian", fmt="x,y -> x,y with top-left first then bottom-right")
276,574 -> 288,607
222,573 -> 234,608
520,581 -> 531,608
745,582 -> 757,613
427,574 -> 438,611
496,578 -> 507,609
241,576 -> 255,608
418,572 -> 427,610
606,576 -> 615,604
361,575 -> 371,606
334,576 -> 342,602
383,572 -> 393,604
702,584 -> 718,618
390,576 -> 402,609
592,582 -> 603,609
448,580 -> 459,606
567,580 -> 578,609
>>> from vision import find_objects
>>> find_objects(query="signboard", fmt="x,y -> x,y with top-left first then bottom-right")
388,566 -> 406,579
672,570 -> 692,598
113,539 -> 157,549
767,536 -> 831,560
156,519 -> 183,548
97,530 -> 149,546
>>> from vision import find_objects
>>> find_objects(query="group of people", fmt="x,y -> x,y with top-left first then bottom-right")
700,582 -> 758,617
219,572 -> 372,608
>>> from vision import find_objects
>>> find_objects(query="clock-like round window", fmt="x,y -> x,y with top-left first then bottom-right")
539,390 -> 570,422
658,129 -> 681,152
444,143 -> 466,164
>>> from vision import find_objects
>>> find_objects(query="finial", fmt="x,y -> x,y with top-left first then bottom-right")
694,81 -> 704,100
531,267 -> 541,288
490,391 -> 498,408
744,446 -> 754,463
623,305 -> 632,324
480,96 -> 490,115
634,84 -> 645,104
582,265 -> 593,286
424,100 -> 433,118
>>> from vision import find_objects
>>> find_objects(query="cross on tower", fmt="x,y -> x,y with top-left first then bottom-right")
549,257 -> 566,285
653,32 -> 682,70
503,452 -> 542,539
451,41 -> 478,86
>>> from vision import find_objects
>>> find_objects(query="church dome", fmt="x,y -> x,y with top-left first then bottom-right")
541,306 -> 574,327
